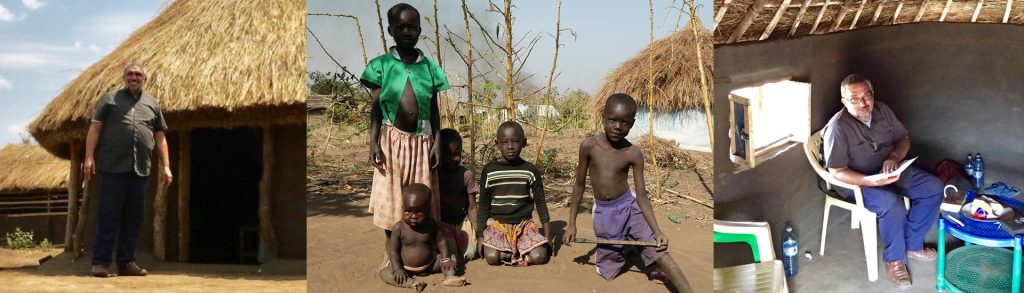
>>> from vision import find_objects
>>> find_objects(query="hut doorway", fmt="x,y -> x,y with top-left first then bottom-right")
188,127 -> 262,264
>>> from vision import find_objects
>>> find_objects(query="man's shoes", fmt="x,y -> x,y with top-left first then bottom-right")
91,265 -> 114,278
117,262 -> 148,276
907,247 -> 938,261
884,260 -> 912,290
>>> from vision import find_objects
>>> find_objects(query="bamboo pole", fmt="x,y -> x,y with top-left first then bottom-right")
177,130 -> 191,262
433,0 -> 450,128
259,126 -> 278,260
534,0 -> 562,163
375,0 -> 387,52
689,0 -> 714,150
64,141 -> 82,249
462,0 -> 477,174
648,0 -> 662,200
503,0 -> 516,121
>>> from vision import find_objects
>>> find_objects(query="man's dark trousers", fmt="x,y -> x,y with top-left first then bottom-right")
92,172 -> 149,266
852,166 -> 942,262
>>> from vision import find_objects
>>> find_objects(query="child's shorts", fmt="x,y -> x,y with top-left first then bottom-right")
592,190 -> 668,280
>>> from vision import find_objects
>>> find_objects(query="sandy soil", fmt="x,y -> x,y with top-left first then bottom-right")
307,194 -> 711,293
0,248 -> 306,292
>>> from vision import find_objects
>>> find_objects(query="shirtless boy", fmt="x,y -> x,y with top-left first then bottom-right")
564,93 -> 692,292
380,183 -> 466,291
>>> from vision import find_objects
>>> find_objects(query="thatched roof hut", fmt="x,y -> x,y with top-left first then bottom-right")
27,0 -> 306,264
589,21 -> 713,116
588,21 -> 714,152
28,0 -> 306,158
0,144 -> 69,246
0,144 -> 67,195
715,0 -> 1024,44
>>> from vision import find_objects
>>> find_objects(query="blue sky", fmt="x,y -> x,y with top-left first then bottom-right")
308,0 -> 713,95
0,1 -> 166,145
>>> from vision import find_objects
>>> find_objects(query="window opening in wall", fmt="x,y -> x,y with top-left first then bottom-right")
728,80 -> 811,171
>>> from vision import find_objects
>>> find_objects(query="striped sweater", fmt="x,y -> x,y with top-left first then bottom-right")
475,159 -> 549,237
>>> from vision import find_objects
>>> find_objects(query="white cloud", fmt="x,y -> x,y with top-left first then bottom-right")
21,0 -> 46,11
0,4 -> 18,22
0,52 -> 56,69
0,74 -> 11,90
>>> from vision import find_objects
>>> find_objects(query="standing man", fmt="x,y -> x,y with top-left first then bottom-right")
822,74 -> 942,290
84,61 -> 172,278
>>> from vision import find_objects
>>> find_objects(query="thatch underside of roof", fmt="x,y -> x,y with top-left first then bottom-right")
0,144 -> 68,195
28,0 -> 306,159
715,0 -> 1024,44
589,20 -> 714,116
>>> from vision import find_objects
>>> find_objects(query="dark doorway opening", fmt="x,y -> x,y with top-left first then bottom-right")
189,127 -> 262,264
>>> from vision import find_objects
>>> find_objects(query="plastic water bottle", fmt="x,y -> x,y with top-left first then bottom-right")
782,227 -> 798,277
965,154 -> 975,177
974,154 -> 984,190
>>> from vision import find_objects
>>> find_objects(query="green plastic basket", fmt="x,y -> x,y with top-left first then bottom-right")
945,246 -> 1019,293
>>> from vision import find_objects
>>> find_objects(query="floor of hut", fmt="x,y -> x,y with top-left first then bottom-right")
790,210 -> 972,293
0,248 -> 305,292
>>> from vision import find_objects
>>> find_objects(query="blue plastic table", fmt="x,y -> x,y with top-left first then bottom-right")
937,212 -> 1022,293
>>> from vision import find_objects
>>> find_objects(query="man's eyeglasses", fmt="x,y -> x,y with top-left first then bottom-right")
843,92 -> 873,105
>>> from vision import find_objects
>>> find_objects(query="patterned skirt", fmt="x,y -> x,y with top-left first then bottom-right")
481,218 -> 548,265
368,124 -> 439,230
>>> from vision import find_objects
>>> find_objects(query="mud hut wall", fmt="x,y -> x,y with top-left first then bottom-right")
713,22 -> 1024,267
0,196 -> 67,245
270,124 -> 306,259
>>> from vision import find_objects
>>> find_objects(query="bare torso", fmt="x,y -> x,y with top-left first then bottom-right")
396,221 -> 437,270
392,79 -> 420,133
584,136 -> 639,201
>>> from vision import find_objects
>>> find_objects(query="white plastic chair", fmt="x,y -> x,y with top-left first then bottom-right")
804,130 -> 908,282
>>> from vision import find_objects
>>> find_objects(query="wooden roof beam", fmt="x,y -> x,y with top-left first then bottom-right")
761,0 -> 793,40
871,0 -> 888,25
940,0 -> 952,21
728,0 -> 768,43
973,0 -> 984,22
1005,0 -> 1014,23
850,0 -> 867,29
714,0 -> 733,29
893,0 -> 905,24
830,0 -> 857,32
789,0 -> 815,36
915,0 -> 929,22
811,1 -> 831,33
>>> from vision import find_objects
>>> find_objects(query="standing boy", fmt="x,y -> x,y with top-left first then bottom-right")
565,93 -> 692,292
361,3 -> 448,242
476,121 -> 551,266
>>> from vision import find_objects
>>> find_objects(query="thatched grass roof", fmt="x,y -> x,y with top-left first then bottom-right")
0,144 -> 68,195
716,0 -> 1024,44
28,0 -> 306,159
589,20 -> 713,116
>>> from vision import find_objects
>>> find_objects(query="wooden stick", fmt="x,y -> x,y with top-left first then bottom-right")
1004,0 -> 1013,23
73,173 -> 93,258
849,0 -> 867,29
153,167 -> 168,261
728,0 -> 767,43
714,0 -> 733,29
259,126 -> 279,260
939,0 -> 952,21
665,188 -> 713,209
893,0 -> 905,24
65,141 -> 81,250
789,0 -> 815,37
870,0 -> 887,25
915,0 -> 929,22
810,0 -> 831,33
830,0 -> 856,33
178,129 -> 191,262
761,0 -> 792,40
573,238 -> 659,247
972,0 -> 984,22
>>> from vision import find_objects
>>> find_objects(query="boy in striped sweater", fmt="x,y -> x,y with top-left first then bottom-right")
475,121 -> 551,266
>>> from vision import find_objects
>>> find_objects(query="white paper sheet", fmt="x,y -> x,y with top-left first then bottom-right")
864,157 -> 917,181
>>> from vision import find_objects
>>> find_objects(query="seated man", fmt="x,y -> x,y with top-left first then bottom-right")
822,74 -> 943,290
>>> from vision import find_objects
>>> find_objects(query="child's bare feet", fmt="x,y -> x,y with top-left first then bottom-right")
441,276 -> 466,287
413,280 -> 427,292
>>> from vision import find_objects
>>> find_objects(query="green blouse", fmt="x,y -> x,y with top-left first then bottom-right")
360,47 -> 450,135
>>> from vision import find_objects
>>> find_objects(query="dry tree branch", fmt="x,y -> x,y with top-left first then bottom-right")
307,13 -> 368,65
533,0 -> 562,162
686,0 -> 714,147
374,0 -> 387,52
503,0 -> 516,121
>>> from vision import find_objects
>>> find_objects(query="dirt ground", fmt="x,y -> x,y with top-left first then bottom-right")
307,195 -> 711,293
306,120 -> 713,292
0,248 -> 306,292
